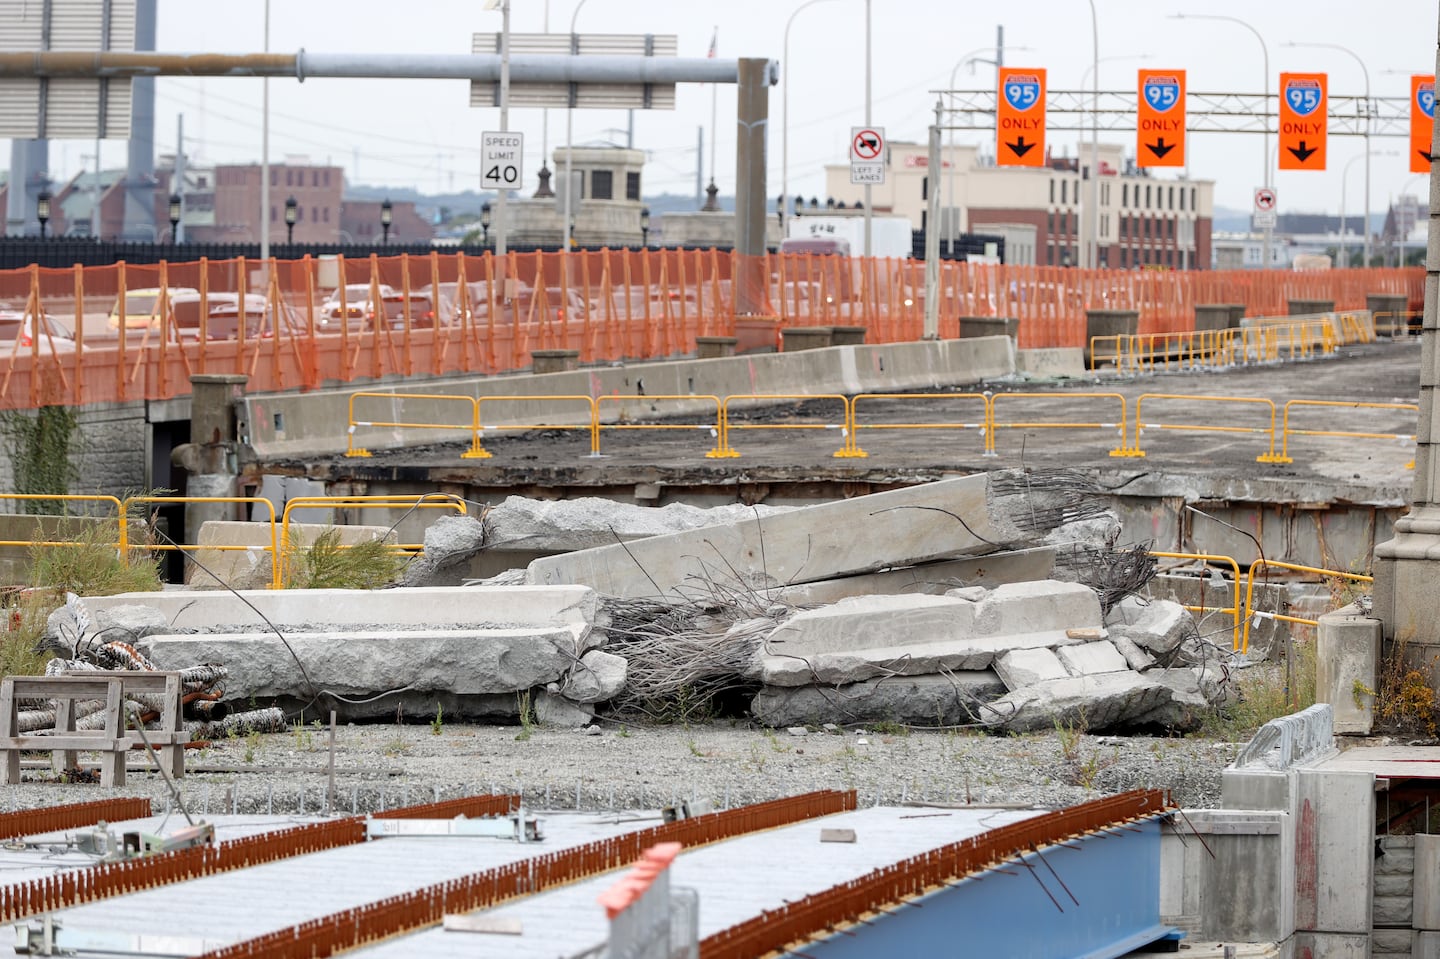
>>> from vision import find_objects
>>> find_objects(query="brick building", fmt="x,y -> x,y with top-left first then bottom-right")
824,141 -> 1213,269
204,162 -> 344,243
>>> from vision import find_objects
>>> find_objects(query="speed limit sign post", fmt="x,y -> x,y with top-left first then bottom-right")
481,131 -> 525,190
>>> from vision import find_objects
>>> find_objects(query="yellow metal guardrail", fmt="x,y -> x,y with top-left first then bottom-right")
1273,399 -> 1418,468
279,493 -> 468,559
472,394 -> 599,459
990,392 -> 1131,458
1372,310 -> 1422,336
1240,559 -> 1373,655
1149,551 -> 1244,652
0,495 -> 125,548
120,495 -> 281,589
1091,314 -> 1373,374
719,394 -> 855,458
595,394 -> 729,459
345,391 -> 487,460
846,392 -> 990,459
1131,394 -> 1284,462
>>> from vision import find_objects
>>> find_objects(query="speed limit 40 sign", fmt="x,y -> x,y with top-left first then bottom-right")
481,131 -> 524,191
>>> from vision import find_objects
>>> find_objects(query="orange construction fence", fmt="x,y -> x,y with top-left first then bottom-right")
0,251 -> 1420,411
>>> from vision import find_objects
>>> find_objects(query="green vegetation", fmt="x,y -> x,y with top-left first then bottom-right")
283,527 -> 407,590
1,520 -> 163,677
0,406 -> 79,515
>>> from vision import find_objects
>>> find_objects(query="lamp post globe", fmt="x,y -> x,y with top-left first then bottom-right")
380,198 -> 393,244
284,195 -> 298,244
36,190 -> 51,240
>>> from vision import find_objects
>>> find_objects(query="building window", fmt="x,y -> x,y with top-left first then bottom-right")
285,170 -> 292,187
312,171 -> 319,187
1050,179 -> 1056,203
323,208 -> 330,223
1145,184 -> 1151,207
921,176 -> 928,200
1191,187 -> 1197,210
1122,183 -> 1128,206
1061,180 -> 1067,204
270,205 -> 276,222
324,170 -> 331,187
626,171 -> 641,201
1179,189 -> 1186,212
270,170 -> 278,187
592,170 -> 614,200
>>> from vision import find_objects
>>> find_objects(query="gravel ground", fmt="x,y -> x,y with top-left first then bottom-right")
5,720 -> 1244,816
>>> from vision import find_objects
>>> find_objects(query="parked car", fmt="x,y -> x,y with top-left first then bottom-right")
318,284 -> 397,331
106,287 -> 201,331
0,304 -> 74,352
170,292 -> 308,341
372,292 -> 442,331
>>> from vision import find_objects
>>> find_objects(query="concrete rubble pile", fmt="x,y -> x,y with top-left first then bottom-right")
53,470 -> 1232,732
24,598 -> 286,742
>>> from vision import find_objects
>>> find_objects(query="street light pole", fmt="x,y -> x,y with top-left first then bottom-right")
782,0 -> 838,236
1172,13 -> 1270,269
945,39 -> 1026,256
1285,41 -> 1371,267
563,0 -> 590,252
863,0 -> 871,257
1087,0 -> 1099,270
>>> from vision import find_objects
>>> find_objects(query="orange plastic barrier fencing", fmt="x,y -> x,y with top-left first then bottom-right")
0,252 -> 1419,411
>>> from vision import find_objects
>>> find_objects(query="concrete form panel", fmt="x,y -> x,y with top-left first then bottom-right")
1416,835 -> 1440,930
1293,769 -> 1375,935
1315,609 -> 1380,735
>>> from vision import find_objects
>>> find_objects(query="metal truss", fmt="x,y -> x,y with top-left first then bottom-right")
939,90 -> 1410,137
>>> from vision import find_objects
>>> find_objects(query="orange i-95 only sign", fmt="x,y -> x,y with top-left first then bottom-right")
1278,72 -> 1327,171
1411,74 -> 1435,174
997,67 -> 1046,168
1137,70 -> 1185,168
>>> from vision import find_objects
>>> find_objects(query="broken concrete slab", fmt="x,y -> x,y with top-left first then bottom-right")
1056,641 -> 1130,676
533,690 -> 596,727
752,629 -> 1088,687
526,471 -> 1069,600
400,514 -> 490,587
762,547 -> 1055,607
993,648 -> 1068,689
1132,667 -> 1230,730
486,495 -> 793,553
1106,597 -> 1194,655
981,672 -> 1175,733
762,595 -> 978,659
750,673 -> 1005,727
970,581 -> 1102,636
187,521 -> 395,590
80,586 -> 600,633
138,626 -> 583,720
45,602 -> 170,650
1112,635 -> 1157,672
559,649 -> 628,704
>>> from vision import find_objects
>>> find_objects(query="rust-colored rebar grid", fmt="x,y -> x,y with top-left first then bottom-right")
0,797 -> 152,842
371,793 -> 520,821
0,816 -> 368,924
698,789 -> 1173,959
199,790 -> 857,959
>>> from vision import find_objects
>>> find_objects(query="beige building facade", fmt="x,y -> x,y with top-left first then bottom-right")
824,141 -> 1214,269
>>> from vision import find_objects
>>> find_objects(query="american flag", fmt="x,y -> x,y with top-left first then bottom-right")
707,27 -> 717,58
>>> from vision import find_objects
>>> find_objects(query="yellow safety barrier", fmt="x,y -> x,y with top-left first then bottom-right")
1273,399 -> 1418,467
1372,310 -> 1422,336
720,394 -> 854,458
846,393 -> 990,459
279,493 -> 468,564
1149,551 -> 1244,652
1131,394 -> 1283,462
989,392 -> 1131,458
0,495 -> 125,549
471,394 -> 599,460
1240,559 -> 1373,655
594,394 -> 729,458
345,391 -> 486,459
120,495 -> 281,590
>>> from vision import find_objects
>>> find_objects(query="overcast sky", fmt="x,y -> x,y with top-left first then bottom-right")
20,0 -> 1440,216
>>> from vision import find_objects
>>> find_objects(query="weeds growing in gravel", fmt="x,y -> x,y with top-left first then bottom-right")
431,704 -> 444,736
515,690 -> 535,742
